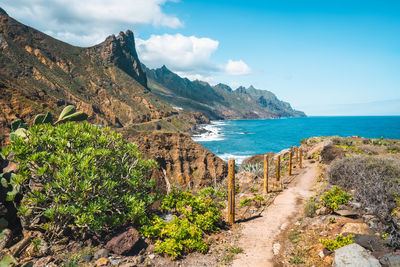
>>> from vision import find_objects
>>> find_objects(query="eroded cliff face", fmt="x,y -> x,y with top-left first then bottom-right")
122,131 -> 228,191
90,30 -> 147,88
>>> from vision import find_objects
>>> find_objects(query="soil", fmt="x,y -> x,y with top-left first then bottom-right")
232,160 -> 317,267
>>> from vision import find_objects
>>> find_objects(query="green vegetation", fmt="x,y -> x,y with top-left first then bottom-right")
288,228 -> 303,244
320,186 -> 352,212
239,195 -> 265,207
140,188 -> 224,259
289,256 -> 305,264
2,121 -> 156,239
319,234 -> 354,252
304,196 -> 317,217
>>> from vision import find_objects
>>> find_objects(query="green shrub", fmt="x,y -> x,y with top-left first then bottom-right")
321,186 -> 352,212
1,122 -> 156,239
319,234 -> 354,252
304,196 -> 317,217
140,188 -> 224,259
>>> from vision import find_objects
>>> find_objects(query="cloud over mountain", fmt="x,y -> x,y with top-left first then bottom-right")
0,0 -> 182,46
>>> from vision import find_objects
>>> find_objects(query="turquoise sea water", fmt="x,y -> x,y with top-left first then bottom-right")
192,116 -> 400,164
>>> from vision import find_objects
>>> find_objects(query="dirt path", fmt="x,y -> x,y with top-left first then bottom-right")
232,161 -> 317,267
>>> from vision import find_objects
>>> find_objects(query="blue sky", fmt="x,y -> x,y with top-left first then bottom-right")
1,0 -> 400,115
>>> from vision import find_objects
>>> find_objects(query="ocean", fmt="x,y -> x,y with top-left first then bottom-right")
192,116 -> 400,164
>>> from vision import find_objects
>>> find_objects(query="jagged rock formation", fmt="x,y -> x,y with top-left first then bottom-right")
122,131 -> 228,191
145,65 -> 306,120
90,30 -> 147,88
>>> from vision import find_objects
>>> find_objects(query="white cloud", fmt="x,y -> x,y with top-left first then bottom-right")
224,59 -> 252,76
0,0 -> 182,46
137,34 -> 219,72
175,72 -> 217,85
137,34 -> 252,79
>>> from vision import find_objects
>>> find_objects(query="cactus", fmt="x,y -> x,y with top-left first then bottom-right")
33,112 -> 54,125
10,119 -> 27,132
55,106 -> 88,124
58,105 -> 76,121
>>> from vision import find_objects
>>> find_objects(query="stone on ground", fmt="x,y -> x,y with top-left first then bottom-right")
333,243 -> 381,267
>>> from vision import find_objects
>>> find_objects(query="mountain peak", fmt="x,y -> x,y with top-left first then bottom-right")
91,29 -> 147,88
0,7 -> 7,16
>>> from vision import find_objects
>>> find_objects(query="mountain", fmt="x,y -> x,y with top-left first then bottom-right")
0,10 -> 207,140
145,65 -> 305,120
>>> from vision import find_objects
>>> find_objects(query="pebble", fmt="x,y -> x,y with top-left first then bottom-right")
272,243 -> 281,255
148,254 -> 155,260
94,248 -> 110,260
82,255 -> 93,262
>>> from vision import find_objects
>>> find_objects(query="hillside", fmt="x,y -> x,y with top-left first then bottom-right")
145,65 -> 305,120
0,10 -> 206,141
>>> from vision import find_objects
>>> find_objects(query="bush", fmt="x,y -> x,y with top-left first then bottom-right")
1,122 -> 156,240
319,234 -> 354,252
304,196 -> 317,217
328,156 -> 400,247
320,186 -> 352,212
140,188 -> 224,259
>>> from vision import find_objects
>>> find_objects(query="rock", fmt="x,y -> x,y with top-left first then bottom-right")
379,252 -> 400,267
272,243 -> 281,255
341,223 -> 372,235
148,254 -> 155,260
334,209 -> 359,218
94,248 -> 110,260
82,255 -> 93,262
320,144 -> 345,164
319,250 -> 325,258
353,235 -> 385,252
0,228 -> 11,249
159,214 -> 174,223
333,243 -> 381,267
316,207 -> 329,216
242,153 -> 274,166
105,227 -> 140,255
95,257 -> 110,266
109,257 -> 121,265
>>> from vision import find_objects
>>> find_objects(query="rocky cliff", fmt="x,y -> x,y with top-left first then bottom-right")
146,65 -> 306,120
121,130 -> 228,191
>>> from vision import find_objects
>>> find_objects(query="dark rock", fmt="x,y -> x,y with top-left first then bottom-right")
334,209 -> 359,218
91,30 -> 147,88
82,255 -> 93,262
0,7 -> 8,16
320,144 -> 345,164
105,226 -> 140,255
94,248 -> 109,260
379,252 -> 400,267
353,234 -> 386,251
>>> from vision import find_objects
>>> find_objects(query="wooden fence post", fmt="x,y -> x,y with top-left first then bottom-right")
276,155 -> 280,181
289,150 -> 293,176
228,159 -> 235,225
263,154 -> 269,194
299,149 -> 303,169
296,147 -> 299,163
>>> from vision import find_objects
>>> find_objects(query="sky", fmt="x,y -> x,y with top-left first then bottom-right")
1,0 -> 400,115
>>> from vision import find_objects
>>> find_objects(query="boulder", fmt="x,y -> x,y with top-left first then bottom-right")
94,248 -> 109,260
379,252 -> 400,267
353,234 -> 385,252
340,223 -> 372,235
105,227 -> 140,255
333,243 -> 381,267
